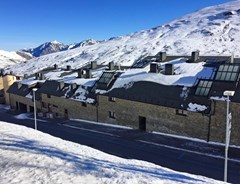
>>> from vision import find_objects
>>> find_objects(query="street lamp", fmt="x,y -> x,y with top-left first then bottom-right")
223,90 -> 235,182
32,88 -> 37,130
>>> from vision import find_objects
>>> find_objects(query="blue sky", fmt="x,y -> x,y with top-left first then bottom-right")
0,0 -> 233,51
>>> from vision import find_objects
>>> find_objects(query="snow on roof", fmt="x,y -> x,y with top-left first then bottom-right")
109,58 -> 215,91
20,78 -> 43,85
43,70 -> 66,80
210,96 -> 228,101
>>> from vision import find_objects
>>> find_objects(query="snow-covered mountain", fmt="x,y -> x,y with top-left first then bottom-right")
5,0 -> 240,76
0,50 -> 30,68
68,39 -> 100,50
21,39 -> 100,57
21,40 -> 67,57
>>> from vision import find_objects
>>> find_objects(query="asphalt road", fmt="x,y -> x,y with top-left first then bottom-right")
1,109 -> 240,183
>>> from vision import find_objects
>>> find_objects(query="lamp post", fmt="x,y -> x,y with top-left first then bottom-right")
223,90 -> 235,182
32,88 -> 37,130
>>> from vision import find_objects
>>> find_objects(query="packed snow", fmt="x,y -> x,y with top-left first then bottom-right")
109,58 -> 214,90
0,121 -> 224,184
187,103 -> 208,112
4,1 -> 240,76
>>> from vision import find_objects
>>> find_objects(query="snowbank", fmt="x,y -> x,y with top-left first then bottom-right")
0,121 -> 224,184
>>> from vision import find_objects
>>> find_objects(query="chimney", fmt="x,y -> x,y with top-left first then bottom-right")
39,73 -> 45,80
59,82 -> 65,90
157,52 -> 167,62
77,69 -> 84,78
91,61 -> 97,69
231,52 -> 234,63
191,51 -> 199,62
108,62 -> 114,70
0,69 -> 3,76
66,65 -> 71,71
35,73 -> 40,80
17,82 -> 22,89
165,64 -> 174,75
70,83 -> 77,90
24,74 -> 28,79
86,69 -> 92,78
54,64 -> 58,69
149,63 -> 159,73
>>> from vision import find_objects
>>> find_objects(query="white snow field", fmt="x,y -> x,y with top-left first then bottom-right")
0,50 -> 26,68
0,121 -> 224,184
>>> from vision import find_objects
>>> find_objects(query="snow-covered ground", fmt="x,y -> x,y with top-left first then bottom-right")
0,50 -> 26,68
4,0 -> 240,76
0,121 -> 224,184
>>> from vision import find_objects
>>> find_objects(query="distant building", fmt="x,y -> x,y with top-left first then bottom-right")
0,71 -> 22,104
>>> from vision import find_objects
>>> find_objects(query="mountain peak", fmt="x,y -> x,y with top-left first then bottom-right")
50,40 -> 61,44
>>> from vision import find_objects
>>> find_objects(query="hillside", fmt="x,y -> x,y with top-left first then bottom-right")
5,0 -> 240,76
21,39 -> 99,57
0,50 -> 28,68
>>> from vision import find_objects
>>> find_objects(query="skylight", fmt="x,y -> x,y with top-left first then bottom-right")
98,72 -> 115,84
195,80 -> 213,96
132,59 -> 153,68
215,65 -> 240,81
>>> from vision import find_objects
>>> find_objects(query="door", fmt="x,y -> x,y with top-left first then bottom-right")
139,116 -> 146,131
29,106 -> 34,113
64,109 -> 68,119
16,102 -> 19,110
19,102 -> 27,112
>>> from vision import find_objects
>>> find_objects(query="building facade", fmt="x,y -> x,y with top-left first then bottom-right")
5,53 -> 240,146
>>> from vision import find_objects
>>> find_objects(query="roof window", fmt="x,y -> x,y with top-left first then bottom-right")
215,65 -> 240,81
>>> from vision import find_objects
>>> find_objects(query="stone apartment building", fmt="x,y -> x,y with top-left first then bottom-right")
5,52 -> 240,146
0,71 -> 22,104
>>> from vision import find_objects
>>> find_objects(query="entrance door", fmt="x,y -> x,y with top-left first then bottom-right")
16,102 -> 19,110
64,109 -> 68,119
19,102 -> 27,112
139,116 -> 146,131
29,106 -> 34,113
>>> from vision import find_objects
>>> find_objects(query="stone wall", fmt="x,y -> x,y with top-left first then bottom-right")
40,94 -> 97,121
3,75 -> 18,105
98,95 -> 240,145
210,100 -> 240,145
98,95 -> 210,140
8,92 -> 240,146
0,77 -> 3,91
9,93 -> 41,112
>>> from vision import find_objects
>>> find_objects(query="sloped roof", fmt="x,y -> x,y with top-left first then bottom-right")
107,81 -> 211,113
35,80 -> 78,100
7,82 -> 39,97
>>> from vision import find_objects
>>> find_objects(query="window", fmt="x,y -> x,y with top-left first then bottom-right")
81,102 -> 87,107
48,103 -> 52,112
109,96 -> 116,102
176,109 -> 187,116
98,72 -> 115,84
109,111 -> 116,119
41,102 -> 47,108
195,80 -> 213,96
47,94 -> 51,98
215,65 -> 240,81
